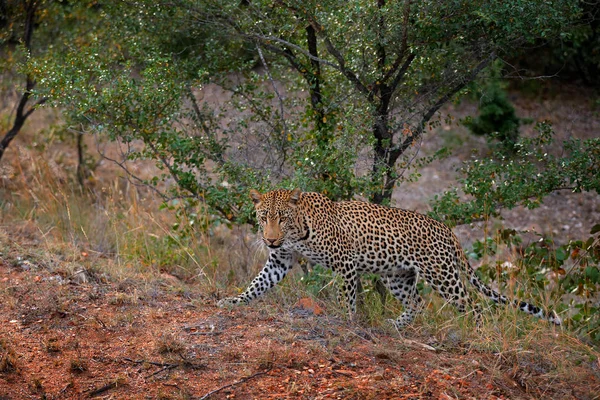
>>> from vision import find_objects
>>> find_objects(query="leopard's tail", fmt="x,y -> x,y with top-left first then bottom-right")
453,234 -> 561,325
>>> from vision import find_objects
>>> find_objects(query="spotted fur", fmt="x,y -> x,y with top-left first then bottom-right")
218,189 -> 561,328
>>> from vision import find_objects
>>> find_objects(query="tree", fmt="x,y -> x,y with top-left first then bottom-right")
0,0 -> 46,162
33,1 -> 581,223
176,0 -> 580,204
0,0 -> 101,169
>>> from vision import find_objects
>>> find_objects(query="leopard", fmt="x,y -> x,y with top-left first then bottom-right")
218,188 -> 561,329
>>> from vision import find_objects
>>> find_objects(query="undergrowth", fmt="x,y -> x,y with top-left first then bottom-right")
0,145 -> 249,293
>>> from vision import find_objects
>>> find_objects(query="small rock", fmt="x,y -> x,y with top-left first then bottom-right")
71,270 -> 89,284
501,261 -> 517,270
294,297 -> 324,316
19,260 -> 36,271
43,275 -> 65,285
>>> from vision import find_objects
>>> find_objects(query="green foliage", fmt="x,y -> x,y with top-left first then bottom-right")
463,63 -> 521,151
473,226 -> 600,342
468,237 -> 498,261
508,1 -> 600,87
553,1 -> 600,86
430,122 -> 600,227
22,0 -> 582,220
299,264 -> 336,298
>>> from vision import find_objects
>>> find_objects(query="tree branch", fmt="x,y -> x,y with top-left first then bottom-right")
199,369 -> 271,400
247,33 -> 338,69
388,53 -> 416,93
185,86 -> 225,165
256,43 -> 288,136
390,54 -> 495,162
306,18 -> 371,96
376,0 -> 387,74
0,1 -> 40,162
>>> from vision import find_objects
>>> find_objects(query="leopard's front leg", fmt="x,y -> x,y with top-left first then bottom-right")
217,248 -> 294,307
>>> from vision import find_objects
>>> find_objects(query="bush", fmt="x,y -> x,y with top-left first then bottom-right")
472,225 -> 600,342
463,63 -> 521,151
430,121 -> 600,227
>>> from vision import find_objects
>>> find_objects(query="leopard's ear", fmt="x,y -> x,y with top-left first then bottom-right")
289,188 -> 302,206
250,189 -> 263,205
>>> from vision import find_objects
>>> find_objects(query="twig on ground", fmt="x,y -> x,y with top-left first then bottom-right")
146,363 -> 178,379
398,337 -> 437,352
332,369 -> 355,377
123,357 -> 206,378
189,330 -> 223,336
123,358 -> 177,368
199,368 -> 271,400
59,382 -> 73,396
88,381 -> 118,397
93,316 -> 108,330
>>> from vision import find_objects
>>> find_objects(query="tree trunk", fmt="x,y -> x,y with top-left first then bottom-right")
370,85 -> 396,205
0,1 -> 42,163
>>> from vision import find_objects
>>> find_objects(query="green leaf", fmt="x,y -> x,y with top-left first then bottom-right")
585,266 -> 600,284
555,247 -> 568,262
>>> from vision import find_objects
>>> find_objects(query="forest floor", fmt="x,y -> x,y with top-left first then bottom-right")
1,82 -> 600,399
1,251 -> 599,400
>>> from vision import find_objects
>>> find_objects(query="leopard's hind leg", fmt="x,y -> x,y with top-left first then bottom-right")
383,268 -> 424,330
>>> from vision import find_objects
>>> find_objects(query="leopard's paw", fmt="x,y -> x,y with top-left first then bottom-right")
217,297 -> 243,308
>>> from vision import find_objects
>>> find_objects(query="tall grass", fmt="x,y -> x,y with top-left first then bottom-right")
0,143 -> 263,294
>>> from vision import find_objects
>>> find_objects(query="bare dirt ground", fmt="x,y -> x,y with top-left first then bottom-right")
1,255 -> 599,400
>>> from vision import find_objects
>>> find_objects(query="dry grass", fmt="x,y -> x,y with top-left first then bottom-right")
254,261 -> 600,397
0,338 -> 19,373
0,128 -> 262,300
155,332 -> 187,355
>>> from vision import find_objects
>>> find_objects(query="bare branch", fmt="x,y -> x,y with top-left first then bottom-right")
92,133 -> 172,201
23,96 -> 47,119
306,19 -> 371,96
388,53 -> 416,93
389,53 -> 495,162
199,369 -> 271,400
185,86 -> 225,165
498,56 -> 563,80
247,33 -> 338,69
256,44 -> 288,136
0,2 -> 40,162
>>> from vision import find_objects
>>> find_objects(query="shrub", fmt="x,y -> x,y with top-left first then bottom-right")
471,225 -> 600,342
463,63 -> 521,151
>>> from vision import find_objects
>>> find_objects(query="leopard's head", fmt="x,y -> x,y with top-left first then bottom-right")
250,188 -> 303,249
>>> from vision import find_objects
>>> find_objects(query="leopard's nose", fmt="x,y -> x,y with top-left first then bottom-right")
265,238 -> 277,245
